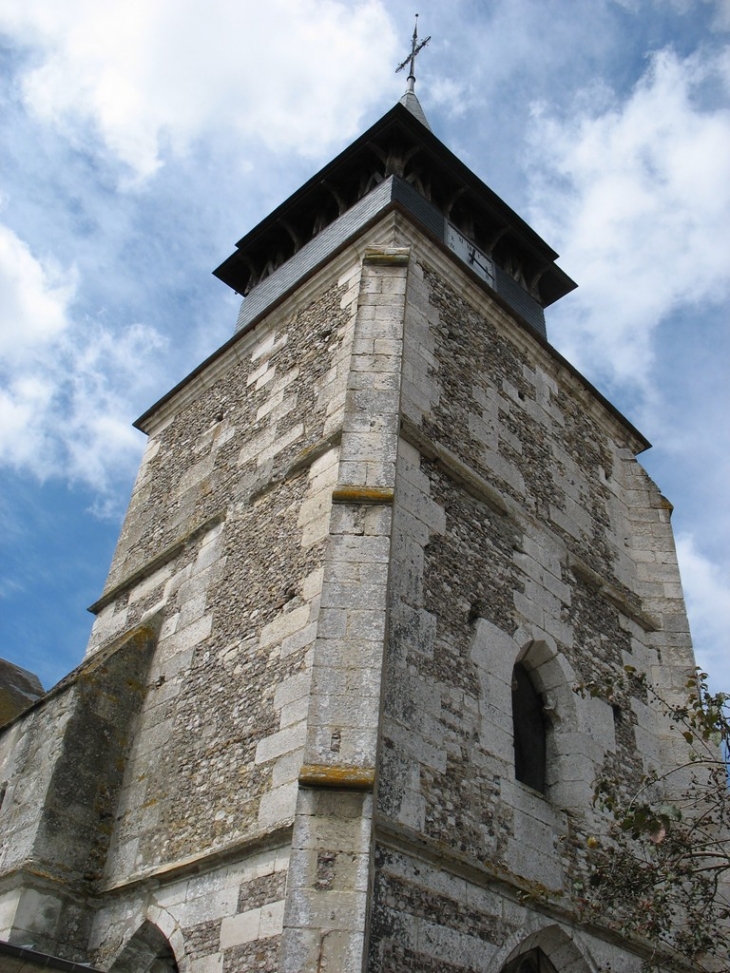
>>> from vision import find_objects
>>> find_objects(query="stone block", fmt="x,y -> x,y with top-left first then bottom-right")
392,507 -> 431,547
272,748 -> 305,788
505,832 -> 563,891
308,691 -> 381,731
250,329 -> 284,362
586,696 -> 617,750
220,907 -> 261,948
279,695 -> 310,728
190,955 -> 223,973
255,722 -> 307,765
0,889 -> 19,936
401,376 -> 436,415
339,430 -> 399,466
302,566 -> 325,600
273,672 -> 311,711
128,563 -> 175,604
259,898 -> 285,937
174,454 -> 215,498
355,313 -> 404,341
257,780 -> 299,829
335,460 -> 369,487
12,888 -> 63,936
259,423 -> 305,464
317,608 -> 347,640
317,929 -> 366,973
321,582 -> 385,612
280,621 -> 318,659
541,611 -> 574,649
312,636 -> 382,672
351,337 -> 374,355
552,750 -> 595,785
301,513 -> 332,548
237,429 -> 272,467
397,478 -> 447,533
193,536 -> 224,575
300,485 -> 334,525
345,609 -> 386,641
285,888 -> 367,931
342,411 -> 399,438
513,591 -> 545,628
349,352 -> 399,373
259,605 -> 311,649
305,724 -> 378,767
178,592 -> 208,627
160,613 -> 213,657
255,388 -> 284,421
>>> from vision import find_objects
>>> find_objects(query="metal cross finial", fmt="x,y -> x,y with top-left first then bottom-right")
395,14 -> 431,93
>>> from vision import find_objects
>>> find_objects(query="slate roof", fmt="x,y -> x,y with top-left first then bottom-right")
213,102 -> 576,311
0,658 -> 44,727
0,940 -> 104,973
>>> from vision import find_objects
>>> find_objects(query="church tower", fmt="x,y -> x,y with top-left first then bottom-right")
0,37 -> 700,973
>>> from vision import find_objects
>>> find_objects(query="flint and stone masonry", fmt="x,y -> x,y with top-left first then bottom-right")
0,101 -> 701,972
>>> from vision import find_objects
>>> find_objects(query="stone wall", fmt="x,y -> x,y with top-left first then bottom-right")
85,226 -> 412,973
0,697 -> 75,951
0,232 -> 366,966
368,236 -> 696,971
87,259 -> 363,889
0,212 -> 698,973
0,626 -> 156,959
52,221 -> 409,971
98,278 -> 354,600
90,843 -> 290,973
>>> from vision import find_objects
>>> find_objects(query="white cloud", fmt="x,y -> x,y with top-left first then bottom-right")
527,46 -> 730,388
0,224 -> 75,360
0,221 -> 163,495
524,43 -> 730,691
0,0 -> 398,180
611,0 -> 730,31
713,0 -> 730,29
680,0 -> 730,31
675,534 -> 730,690
429,77 -> 470,117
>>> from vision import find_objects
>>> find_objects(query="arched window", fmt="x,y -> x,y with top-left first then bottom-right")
512,663 -> 547,793
502,947 -> 559,973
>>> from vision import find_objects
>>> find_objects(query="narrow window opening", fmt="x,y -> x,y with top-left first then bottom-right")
512,663 -> 547,793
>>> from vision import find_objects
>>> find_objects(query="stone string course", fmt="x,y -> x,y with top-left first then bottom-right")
0,214 -> 698,973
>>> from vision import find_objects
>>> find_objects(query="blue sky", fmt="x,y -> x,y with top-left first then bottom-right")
0,0 -> 728,693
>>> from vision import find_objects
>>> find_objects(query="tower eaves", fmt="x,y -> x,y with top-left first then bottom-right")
213,103 -> 576,338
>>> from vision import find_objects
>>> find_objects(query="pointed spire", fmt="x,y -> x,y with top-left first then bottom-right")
395,14 -> 432,130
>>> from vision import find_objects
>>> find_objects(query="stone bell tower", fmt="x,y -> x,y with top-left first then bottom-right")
0,55 -> 698,973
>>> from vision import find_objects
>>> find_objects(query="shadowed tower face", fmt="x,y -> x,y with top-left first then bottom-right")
0,43 -> 698,973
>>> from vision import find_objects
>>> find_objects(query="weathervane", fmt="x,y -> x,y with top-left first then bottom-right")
396,14 -> 431,94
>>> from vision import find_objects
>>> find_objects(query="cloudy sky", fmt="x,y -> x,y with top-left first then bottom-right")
1,0 -> 728,694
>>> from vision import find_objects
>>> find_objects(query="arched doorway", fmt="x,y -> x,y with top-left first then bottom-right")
502,947 -> 559,973
108,921 -> 179,973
